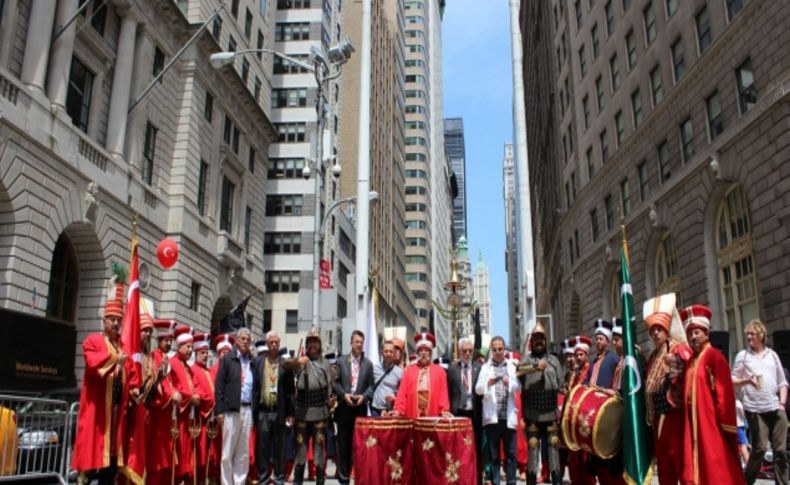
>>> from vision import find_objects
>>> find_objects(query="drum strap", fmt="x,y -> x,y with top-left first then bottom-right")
372,364 -> 395,393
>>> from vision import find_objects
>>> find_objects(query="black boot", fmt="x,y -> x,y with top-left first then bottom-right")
316,466 -> 326,485
551,471 -> 561,485
526,472 -> 538,485
294,464 -> 306,485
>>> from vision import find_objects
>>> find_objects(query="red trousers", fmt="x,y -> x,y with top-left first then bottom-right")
568,450 -> 595,485
653,410 -> 684,484
596,463 -> 626,485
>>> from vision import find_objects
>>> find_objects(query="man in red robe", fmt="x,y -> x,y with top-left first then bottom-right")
169,325 -> 201,484
72,297 -> 129,484
191,332 -> 216,484
643,293 -> 691,485
146,320 -> 179,485
392,332 -> 451,418
674,305 -> 745,485
209,334 -> 234,481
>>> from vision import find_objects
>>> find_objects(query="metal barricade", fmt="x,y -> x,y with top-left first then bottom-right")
0,394 -> 70,484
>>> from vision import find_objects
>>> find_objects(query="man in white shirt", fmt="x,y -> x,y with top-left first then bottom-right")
732,319 -> 789,485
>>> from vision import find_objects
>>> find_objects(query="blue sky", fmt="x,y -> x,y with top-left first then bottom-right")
442,1 -> 513,339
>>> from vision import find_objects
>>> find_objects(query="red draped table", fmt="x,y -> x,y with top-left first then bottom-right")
353,417 -> 414,485
412,417 -> 477,485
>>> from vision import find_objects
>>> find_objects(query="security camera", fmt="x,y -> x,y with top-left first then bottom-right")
331,162 -> 342,178
302,164 -> 312,180
328,38 -> 355,64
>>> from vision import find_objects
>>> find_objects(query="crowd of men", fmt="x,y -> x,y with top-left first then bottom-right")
70,288 -> 788,485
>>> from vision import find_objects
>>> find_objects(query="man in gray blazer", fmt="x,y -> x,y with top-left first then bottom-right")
447,337 -> 484,485
333,330 -> 374,485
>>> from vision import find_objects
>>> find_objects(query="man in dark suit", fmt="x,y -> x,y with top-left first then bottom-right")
333,330 -> 374,485
253,331 -> 294,485
447,337 -> 483,485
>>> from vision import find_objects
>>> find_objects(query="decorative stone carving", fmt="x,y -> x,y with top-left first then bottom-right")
84,181 -> 99,223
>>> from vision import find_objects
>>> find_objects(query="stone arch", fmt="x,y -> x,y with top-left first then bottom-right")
0,178 -> 14,297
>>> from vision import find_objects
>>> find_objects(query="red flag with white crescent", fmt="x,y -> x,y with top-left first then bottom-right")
121,241 -> 142,387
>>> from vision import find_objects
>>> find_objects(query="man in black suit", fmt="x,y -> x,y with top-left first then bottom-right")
333,330 -> 374,485
447,337 -> 484,485
253,331 -> 294,485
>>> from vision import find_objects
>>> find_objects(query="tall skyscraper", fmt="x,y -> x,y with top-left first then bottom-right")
518,0 -> 790,354
473,252 -> 493,335
444,117 -> 468,244
502,143 -> 521,345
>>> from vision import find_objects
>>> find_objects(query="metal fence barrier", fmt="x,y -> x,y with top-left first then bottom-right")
0,393 -> 71,484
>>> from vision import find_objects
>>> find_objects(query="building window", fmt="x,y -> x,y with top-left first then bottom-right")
679,118 -> 694,162
658,140 -> 671,182
671,37 -> 685,82
643,2 -> 656,44
254,77 -> 262,100
257,30 -> 264,58
622,0 -> 631,12
626,29 -> 637,70
716,185 -> 759,355
650,65 -> 663,106
266,194 -> 304,216
587,147 -> 595,179
578,44 -> 587,77
241,58 -> 250,83
620,178 -> 630,217
706,90 -> 724,140
337,295 -> 348,318
264,232 -> 302,254
638,160 -> 649,201
285,309 -> 299,333
224,115 -> 232,144
595,76 -> 605,111
571,172 -> 578,198
615,111 -> 625,147
275,122 -> 307,142
591,23 -> 600,58
220,176 -> 235,232
244,206 -> 252,252
232,126 -> 240,154
189,281 -> 201,311
565,183 -> 571,209
405,272 -> 428,281
278,0 -> 313,8
575,0 -> 582,29
568,238 -> 575,265
655,232 -> 680,297
605,0 -> 614,35
274,54 -> 311,73
231,0 -> 240,17
600,129 -> 609,163
245,8 -> 253,38
142,122 -> 157,185
46,234 -> 78,322
266,272 -> 301,293
248,147 -> 256,173
338,263 -> 349,287
406,237 -> 428,247
583,95 -> 591,129
197,160 -> 208,216
726,0 -> 743,21
736,58 -> 757,113
605,194 -> 614,230
609,54 -> 620,91
153,46 -> 165,78
609,270 -> 622,318
590,209 -> 600,242
263,310 -> 272,333
696,5 -> 712,54
631,89 -> 643,128
212,15 -> 222,39
275,22 -> 311,41
268,158 -> 306,178
204,92 -> 214,122
665,0 -> 677,17
574,229 -> 580,260
65,57 -> 93,133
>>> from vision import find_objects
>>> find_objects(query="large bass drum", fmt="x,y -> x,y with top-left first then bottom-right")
560,385 -> 622,459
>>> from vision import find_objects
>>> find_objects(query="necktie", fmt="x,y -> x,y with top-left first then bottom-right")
351,357 -> 359,392
462,364 -> 470,393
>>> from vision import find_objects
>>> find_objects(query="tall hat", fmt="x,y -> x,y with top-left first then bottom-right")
154,319 -> 178,339
594,319 -> 613,340
561,338 -> 575,355
680,304 -> 712,333
643,293 -> 686,343
255,340 -> 268,354
213,333 -> 235,353
574,335 -> 592,353
414,331 -> 436,351
611,317 -> 623,337
193,332 -> 210,351
391,337 -> 406,353
104,299 -> 123,319
531,322 -> 547,337
140,313 -> 154,331
174,325 -> 193,346
306,326 -> 322,342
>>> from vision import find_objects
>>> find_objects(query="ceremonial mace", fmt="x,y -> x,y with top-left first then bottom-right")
205,410 -> 218,484
170,403 -> 179,485
189,405 -> 202,485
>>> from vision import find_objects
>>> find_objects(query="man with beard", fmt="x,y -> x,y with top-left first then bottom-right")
583,319 -> 619,388
284,327 -> 335,485
643,293 -> 690,485
370,341 -> 404,416
673,305 -> 745,485
517,323 -> 563,485
253,331 -> 294,485
392,332 -> 451,418
191,332 -> 215,484
72,295 -> 129,484
169,326 -> 201,484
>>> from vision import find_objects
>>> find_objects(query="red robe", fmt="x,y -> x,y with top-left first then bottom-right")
72,333 -> 129,472
393,363 -> 450,418
191,361 -> 216,482
169,355 -> 198,480
120,351 -> 154,485
146,348 -> 176,483
208,362 -> 223,479
680,343 -> 745,485
567,362 -> 595,485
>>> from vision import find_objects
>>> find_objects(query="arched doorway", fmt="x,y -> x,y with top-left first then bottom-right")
46,233 -> 79,322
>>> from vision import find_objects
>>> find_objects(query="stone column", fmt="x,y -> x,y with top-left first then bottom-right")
0,0 -> 19,69
20,0 -> 57,92
87,70 -> 105,139
124,29 -> 152,167
46,0 -> 78,108
105,13 -> 138,158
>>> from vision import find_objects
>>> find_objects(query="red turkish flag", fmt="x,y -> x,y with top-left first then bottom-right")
319,258 -> 332,289
121,241 -> 142,386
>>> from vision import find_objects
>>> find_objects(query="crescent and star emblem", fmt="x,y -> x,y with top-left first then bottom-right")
624,356 -> 642,395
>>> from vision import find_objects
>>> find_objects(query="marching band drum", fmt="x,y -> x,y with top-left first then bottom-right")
560,385 -> 623,459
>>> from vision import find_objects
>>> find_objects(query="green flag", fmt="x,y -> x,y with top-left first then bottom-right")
620,230 -> 653,485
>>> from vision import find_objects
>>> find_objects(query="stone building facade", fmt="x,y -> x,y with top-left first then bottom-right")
521,0 -> 790,357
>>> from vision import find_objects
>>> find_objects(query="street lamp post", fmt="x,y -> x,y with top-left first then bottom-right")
210,39 -> 354,331
433,250 -> 477,360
